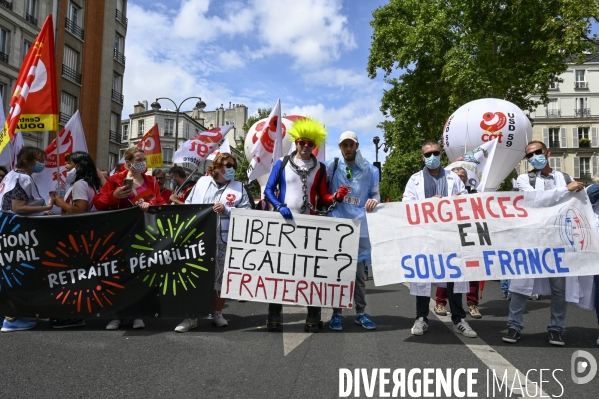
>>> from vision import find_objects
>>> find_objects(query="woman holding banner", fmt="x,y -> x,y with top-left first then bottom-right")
174,153 -> 252,332
93,147 -> 166,330
0,146 -> 55,332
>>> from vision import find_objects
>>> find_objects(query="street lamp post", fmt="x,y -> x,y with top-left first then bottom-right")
151,96 -> 206,165
373,136 -> 389,182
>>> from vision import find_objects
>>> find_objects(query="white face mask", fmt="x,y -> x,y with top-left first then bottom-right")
65,168 -> 77,184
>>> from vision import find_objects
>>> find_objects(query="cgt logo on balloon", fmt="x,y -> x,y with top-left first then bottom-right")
480,111 -> 516,145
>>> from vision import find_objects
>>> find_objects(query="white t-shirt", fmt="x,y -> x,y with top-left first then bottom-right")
65,180 -> 97,212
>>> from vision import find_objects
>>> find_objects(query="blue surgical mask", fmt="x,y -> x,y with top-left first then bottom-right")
31,161 -> 45,174
529,154 -> 547,170
223,167 -> 236,181
424,155 -> 441,170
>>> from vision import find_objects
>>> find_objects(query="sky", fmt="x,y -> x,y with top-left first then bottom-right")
123,0 -> 390,164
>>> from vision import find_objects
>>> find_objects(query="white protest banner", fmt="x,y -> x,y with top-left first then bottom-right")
173,125 -> 232,167
222,209 -> 360,308
367,191 -> 599,286
207,137 -> 231,161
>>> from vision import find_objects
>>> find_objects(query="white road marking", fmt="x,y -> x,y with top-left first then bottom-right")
404,283 -> 551,398
282,305 -> 333,356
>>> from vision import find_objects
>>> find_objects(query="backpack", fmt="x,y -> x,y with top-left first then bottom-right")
528,170 -> 572,188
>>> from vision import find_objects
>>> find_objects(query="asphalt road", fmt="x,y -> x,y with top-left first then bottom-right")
2,280 -> 598,398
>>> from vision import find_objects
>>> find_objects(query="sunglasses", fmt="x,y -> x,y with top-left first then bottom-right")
525,148 -> 544,159
296,140 -> 315,148
422,151 -> 441,158
346,166 -> 353,181
225,162 -> 237,170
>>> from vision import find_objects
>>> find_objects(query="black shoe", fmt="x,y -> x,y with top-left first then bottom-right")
502,328 -> 521,343
52,319 -> 85,329
548,330 -> 565,346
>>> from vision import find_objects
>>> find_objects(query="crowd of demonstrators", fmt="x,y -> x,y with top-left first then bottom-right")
263,118 -> 348,331
0,146 -> 55,332
175,153 -> 252,332
326,131 -> 379,331
403,140 -> 478,338
168,166 -> 195,204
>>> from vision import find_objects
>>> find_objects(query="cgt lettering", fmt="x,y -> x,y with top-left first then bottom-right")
401,253 -> 461,280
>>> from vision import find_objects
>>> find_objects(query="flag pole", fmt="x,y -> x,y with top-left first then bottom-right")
55,130 -> 61,196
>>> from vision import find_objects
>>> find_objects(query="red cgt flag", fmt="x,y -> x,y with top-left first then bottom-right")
0,15 -> 58,153
137,123 -> 163,168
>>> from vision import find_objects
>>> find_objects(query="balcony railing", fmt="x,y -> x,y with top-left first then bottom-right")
109,130 -> 122,143
116,9 -> 128,27
65,18 -> 84,40
0,0 -> 12,10
111,89 -> 123,104
575,81 -> 589,89
549,82 -> 559,90
113,48 -> 126,65
548,140 -> 560,148
59,112 -> 72,126
575,108 -> 591,117
62,65 -> 81,84
0,51 -> 8,63
26,13 -> 37,26
580,172 -> 592,179
546,109 -> 561,118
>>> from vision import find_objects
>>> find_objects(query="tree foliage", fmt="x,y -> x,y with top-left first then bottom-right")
234,108 -> 273,198
367,0 -> 599,200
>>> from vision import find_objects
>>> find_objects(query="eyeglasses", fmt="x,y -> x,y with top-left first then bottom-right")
296,140 -> 315,148
225,162 -> 238,170
422,151 -> 441,158
525,148 -> 544,159
345,166 -> 353,181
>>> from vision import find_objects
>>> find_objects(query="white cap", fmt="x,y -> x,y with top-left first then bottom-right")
339,131 -> 358,144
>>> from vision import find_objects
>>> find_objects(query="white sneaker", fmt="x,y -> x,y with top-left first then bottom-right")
106,319 -> 122,330
453,319 -> 477,338
175,318 -> 198,333
411,317 -> 428,335
212,311 -> 228,327
132,319 -> 145,329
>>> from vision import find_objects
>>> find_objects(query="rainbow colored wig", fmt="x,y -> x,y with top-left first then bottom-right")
287,118 -> 327,147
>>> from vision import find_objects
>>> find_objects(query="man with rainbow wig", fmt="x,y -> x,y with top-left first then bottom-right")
264,118 -> 349,331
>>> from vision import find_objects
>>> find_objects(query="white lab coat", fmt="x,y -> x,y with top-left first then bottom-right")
510,170 -> 595,310
402,169 -> 470,296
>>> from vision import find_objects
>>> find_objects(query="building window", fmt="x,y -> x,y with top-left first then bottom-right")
548,128 -> 560,148
138,119 -> 145,137
110,113 -> 119,143
108,153 -> 117,171
580,157 -> 591,178
25,0 -> 37,25
575,70 -> 588,89
163,148 -> 173,163
63,45 -> 79,71
575,98 -> 589,117
114,34 -> 123,53
23,41 -> 31,61
164,119 -> 174,136
579,127 -> 590,147
546,99 -> 559,118
0,28 -> 8,62
184,122 -> 190,138
69,3 -> 81,27
112,72 -> 122,93
122,124 -> 129,140
549,157 -> 561,172
60,92 -> 77,117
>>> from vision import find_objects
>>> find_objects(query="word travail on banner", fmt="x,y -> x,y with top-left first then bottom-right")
222,209 -> 360,308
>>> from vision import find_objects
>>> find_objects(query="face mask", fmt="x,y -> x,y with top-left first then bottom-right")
65,168 -> 77,184
31,161 -> 45,174
128,161 -> 147,174
424,155 -> 441,170
223,167 -> 236,181
529,154 -> 547,170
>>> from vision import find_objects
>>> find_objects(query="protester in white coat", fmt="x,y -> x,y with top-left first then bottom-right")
504,140 -> 586,347
402,140 -> 477,338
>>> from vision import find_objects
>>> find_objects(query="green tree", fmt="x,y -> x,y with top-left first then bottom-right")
234,108 -> 273,198
367,0 -> 598,200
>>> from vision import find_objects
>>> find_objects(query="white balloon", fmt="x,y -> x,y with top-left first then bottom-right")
442,98 -> 532,190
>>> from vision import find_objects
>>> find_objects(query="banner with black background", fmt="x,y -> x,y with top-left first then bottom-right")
0,205 -> 216,318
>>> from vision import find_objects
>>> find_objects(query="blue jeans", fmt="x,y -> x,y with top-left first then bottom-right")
507,277 -> 567,333
594,275 -> 599,327
501,279 -> 511,293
